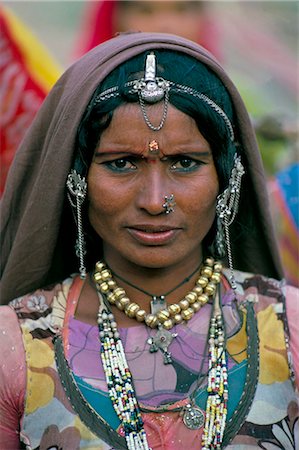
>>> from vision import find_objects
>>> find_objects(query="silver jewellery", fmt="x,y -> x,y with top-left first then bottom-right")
171,83 -> 235,142
215,155 -> 245,290
135,53 -> 168,103
93,259 -> 228,445
94,52 -> 234,140
132,53 -> 170,131
163,194 -> 176,214
66,169 -> 87,279
94,259 -> 223,364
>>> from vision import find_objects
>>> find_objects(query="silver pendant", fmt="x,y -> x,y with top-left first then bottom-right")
182,403 -> 205,430
137,53 -> 168,104
147,327 -> 177,364
150,295 -> 166,315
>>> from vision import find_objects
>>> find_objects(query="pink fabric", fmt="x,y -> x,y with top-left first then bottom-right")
0,306 -> 26,449
0,283 -> 298,448
286,285 -> 299,388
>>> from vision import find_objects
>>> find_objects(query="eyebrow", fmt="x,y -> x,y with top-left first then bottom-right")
94,150 -> 142,157
94,150 -> 212,158
168,151 -> 212,157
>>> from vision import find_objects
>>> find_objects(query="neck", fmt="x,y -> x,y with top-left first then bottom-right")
93,256 -> 222,330
103,249 -> 204,313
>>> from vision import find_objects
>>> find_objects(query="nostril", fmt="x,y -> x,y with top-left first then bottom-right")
137,189 -> 169,215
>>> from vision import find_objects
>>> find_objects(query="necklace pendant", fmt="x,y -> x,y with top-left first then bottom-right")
147,326 -> 177,365
182,403 -> 205,430
150,295 -> 167,314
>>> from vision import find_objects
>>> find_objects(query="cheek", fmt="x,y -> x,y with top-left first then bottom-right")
87,170 -> 135,222
183,175 -> 219,217
87,172 -> 117,222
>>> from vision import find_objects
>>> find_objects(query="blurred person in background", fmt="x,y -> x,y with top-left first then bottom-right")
74,0 -> 221,60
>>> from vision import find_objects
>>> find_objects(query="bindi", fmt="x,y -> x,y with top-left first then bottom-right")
148,139 -> 159,154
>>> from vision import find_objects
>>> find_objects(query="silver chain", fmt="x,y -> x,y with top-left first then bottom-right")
95,80 -> 234,140
138,90 -> 169,131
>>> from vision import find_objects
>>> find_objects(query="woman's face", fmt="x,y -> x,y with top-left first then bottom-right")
87,103 -> 219,271
116,1 -> 205,44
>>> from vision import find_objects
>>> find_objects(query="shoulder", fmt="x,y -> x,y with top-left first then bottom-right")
0,276 -> 74,355
226,269 -> 290,305
8,277 -> 74,316
230,269 -> 299,387
7,276 -> 75,329
229,269 -> 298,317
284,284 -> 299,388
229,269 -> 298,305
0,305 -> 26,425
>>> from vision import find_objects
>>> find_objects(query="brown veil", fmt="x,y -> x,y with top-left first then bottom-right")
0,32 -> 283,305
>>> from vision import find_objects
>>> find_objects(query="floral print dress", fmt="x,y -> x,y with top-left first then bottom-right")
0,270 -> 298,449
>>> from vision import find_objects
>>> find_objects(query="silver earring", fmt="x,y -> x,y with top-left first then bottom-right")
66,170 -> 87,279
215,155 -> 245,290
163,194 -> 176,214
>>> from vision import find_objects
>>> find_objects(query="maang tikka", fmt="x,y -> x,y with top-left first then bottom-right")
94,53 -> 235,142
215,155 -> 245,290
133,53 -> 170,131
66,170 -> 87,279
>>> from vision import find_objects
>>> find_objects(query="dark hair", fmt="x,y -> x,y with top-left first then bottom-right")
75,50 -> 240,193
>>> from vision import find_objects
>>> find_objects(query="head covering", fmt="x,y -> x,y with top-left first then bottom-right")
0,32 -> 283,305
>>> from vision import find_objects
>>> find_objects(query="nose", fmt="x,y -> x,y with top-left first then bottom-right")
136,167 -> 169,216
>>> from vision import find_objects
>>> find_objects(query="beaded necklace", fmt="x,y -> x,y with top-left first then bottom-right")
95,258 -> 222,364
94,258 -> 222,330
93,258 -> 228,449
109,262 -> 201,315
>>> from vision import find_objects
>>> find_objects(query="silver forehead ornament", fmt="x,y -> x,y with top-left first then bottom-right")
133,53 -> 170,131
95,53 -> 235,142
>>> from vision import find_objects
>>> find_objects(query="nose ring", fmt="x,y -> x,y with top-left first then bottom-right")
163,194 -> 176,214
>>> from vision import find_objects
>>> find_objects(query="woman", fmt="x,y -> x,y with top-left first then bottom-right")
73,1 -> 220,60
0,32 -> 298,450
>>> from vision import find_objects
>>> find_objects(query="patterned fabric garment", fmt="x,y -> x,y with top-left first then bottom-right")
0,271 -> 298,450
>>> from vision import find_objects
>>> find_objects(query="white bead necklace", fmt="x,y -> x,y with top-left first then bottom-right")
94,259 -> 228,449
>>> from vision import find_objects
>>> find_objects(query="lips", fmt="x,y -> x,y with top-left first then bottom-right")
127,224 -> 181,245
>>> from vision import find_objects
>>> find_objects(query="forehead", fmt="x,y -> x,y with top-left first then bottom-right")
97,103 -> 210,152
99,103 -> 197,137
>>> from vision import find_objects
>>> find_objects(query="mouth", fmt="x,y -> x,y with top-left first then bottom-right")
127,225 -> 181,245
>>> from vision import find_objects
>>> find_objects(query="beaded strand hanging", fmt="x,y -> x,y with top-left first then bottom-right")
94,258 -> 228,449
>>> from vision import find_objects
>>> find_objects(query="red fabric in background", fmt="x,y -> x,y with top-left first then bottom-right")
0,11 -> 46,195
73,0 -> 221,60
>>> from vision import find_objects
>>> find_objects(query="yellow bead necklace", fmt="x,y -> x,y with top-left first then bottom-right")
93,257 -> 222,331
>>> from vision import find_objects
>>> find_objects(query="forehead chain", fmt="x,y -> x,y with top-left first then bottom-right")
95,53 -> 235,141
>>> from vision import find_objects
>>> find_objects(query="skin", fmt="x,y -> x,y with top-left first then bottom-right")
115,1 -> 205,43
79,102 -> 219,325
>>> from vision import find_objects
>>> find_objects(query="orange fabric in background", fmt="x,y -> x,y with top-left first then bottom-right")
0,6 -> 61,195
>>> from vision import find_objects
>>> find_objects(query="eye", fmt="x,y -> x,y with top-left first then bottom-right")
104,158 -> 137,172
170,157 -> 200,172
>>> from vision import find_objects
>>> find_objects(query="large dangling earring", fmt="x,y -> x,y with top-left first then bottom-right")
66,170 -> 87,279
215,155 -> 245,290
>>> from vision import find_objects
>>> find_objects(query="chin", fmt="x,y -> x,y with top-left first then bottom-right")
121,247 -> 199,271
